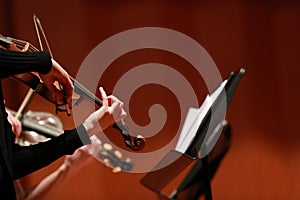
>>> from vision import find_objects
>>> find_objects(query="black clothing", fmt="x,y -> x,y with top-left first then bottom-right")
0,49 -> 87,199
0,49 -> 52,79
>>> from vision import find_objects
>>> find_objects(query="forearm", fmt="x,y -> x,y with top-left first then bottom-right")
0,49 -> 52,79
12,125 -> 87,179
22,147 -> 96,200
23,161 -> 73,200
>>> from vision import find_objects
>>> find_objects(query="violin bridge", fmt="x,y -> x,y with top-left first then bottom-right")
21,42 -> 30,52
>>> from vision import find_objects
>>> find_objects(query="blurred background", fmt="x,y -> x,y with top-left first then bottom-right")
1,0 -> 300,199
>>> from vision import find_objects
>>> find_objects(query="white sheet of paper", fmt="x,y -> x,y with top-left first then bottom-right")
175,80 -> 227,154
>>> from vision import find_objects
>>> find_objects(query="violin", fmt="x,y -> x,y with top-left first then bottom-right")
0,34 -> 145,151
7,108 -> 133,173
99,142 -> 133,173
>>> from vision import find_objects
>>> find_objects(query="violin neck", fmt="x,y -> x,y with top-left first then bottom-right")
0,35 -> 12,49
70,77 -> 103,106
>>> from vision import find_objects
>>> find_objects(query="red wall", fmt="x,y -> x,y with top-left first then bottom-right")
1,0 -> 300,199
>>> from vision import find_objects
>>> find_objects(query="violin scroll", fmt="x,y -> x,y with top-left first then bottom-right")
99,142 -> 133,173
132,135 -> 146,151
114,121 -> 145,151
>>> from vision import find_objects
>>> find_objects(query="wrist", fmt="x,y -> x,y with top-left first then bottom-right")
82,121 -> 93,137
77,124 -> 92,145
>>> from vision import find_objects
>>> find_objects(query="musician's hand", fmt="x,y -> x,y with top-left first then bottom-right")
7,111 -> 22,139
39,59 -> 74,106
64,135 -> 101,171
83,87 -> 127,136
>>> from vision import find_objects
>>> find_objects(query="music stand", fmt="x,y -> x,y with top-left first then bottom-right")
168,120 -> 232,200
141,68 -> 245,200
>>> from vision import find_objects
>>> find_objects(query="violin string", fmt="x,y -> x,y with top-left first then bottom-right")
71,77 -> 102,106
10,38 -> 39,53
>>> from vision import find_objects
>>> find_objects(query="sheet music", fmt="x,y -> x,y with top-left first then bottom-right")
175,80 -> 227,154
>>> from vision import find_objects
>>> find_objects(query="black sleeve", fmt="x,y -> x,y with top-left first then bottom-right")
0,48 -> 52,79
12,125 -> 88,179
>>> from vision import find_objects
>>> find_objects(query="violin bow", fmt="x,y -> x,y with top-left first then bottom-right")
33,14 -> 71,115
